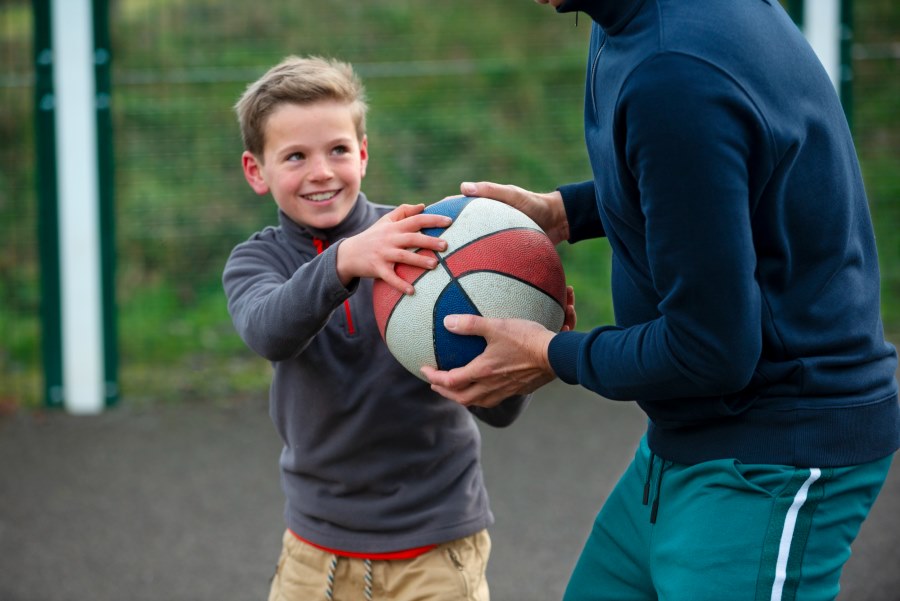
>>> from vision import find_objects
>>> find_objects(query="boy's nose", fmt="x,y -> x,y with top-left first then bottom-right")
308,156 -> 333,179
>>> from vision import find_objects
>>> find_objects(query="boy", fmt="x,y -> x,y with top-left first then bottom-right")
224,56 -> 528,601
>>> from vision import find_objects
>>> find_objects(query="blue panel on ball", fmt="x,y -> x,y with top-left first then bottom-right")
433,280 -> 486,371
421,196 -> 474,238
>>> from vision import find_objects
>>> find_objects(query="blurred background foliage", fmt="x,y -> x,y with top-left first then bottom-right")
0,0 -> 897,409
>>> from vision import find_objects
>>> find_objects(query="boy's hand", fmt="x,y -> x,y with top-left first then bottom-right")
336,204 -> 451,294
460,181 -> 570,245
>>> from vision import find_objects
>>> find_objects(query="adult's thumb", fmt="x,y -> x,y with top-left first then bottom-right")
460,181 -> 479,196
443,314 -> 482,334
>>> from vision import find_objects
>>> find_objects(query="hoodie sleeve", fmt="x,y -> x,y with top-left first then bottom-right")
223,235 -> 355,362
468,394 -> 532,428
549,53 -> 768,402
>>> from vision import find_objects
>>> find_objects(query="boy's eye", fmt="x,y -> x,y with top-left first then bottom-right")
287,152 -> 305,161
331,145 -> 349,156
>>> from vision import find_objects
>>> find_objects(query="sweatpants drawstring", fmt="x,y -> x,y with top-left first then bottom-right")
643,453 -> 656,506
642,451 -> 668,525
650,460 -> 666,524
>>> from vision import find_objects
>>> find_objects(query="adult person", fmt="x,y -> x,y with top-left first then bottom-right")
423,1 -> 900,599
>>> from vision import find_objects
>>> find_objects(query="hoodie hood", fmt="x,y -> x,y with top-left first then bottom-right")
556,0 -> 644,33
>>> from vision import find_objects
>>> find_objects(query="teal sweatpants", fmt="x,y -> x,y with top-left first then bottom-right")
563,435 -> 894,601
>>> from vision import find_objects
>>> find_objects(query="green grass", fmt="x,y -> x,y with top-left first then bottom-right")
0,0 -> 897,409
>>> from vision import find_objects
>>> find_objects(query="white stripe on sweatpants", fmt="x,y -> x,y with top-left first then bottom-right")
770,468 -> 822,601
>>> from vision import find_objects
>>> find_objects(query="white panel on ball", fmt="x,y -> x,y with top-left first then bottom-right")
437,198 -> 543,257
461,272 -> 565,332
384,267 -> 452,379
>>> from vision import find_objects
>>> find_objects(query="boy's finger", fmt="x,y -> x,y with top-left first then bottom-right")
394,250 -> 439,270
389,203 -> 426,220
408,213 -> 452,229
409,234 -> 448,252
381,273 -> 415,296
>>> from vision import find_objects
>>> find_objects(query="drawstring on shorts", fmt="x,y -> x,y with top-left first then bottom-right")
326,555 -> 338,600
325,554 -> 374,601
364,559 -> 373,601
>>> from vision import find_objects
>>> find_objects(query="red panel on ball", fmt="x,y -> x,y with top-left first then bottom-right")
443,229 -> 565,305
372,249 -> 437,338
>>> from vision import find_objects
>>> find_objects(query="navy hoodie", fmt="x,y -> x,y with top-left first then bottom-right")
548,0 -> 899,466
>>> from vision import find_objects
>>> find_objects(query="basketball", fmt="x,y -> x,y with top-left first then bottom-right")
373,196 -> 567,380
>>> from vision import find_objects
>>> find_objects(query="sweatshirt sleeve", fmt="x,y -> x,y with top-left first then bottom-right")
468,394 -> 532,428
558,180 -> 606,242
549,54 -> 768,401
223,236 -> 355,362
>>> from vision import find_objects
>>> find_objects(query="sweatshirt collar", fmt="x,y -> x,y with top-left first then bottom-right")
278,192 -> 374,243
555,0 -> 644,34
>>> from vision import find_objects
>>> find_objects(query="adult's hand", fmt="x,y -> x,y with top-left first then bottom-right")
422,315 -> 558,408
423,285 -> 575,407
460,181 -> 570,245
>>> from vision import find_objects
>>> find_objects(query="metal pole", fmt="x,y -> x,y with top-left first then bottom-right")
839,0 -> 854,129
33,0 -> 64,408
51,0 -> 106,413
786,0 -> 805,26
93,0 -> 119,406
804,0 -> 842,92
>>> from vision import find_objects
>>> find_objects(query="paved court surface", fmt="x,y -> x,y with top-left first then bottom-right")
1,380 -> 898,601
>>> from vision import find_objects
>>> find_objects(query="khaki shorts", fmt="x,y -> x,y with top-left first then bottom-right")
268,529 -> 491,601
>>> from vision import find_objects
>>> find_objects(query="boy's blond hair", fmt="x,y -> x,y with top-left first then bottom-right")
234,55 -> 368,158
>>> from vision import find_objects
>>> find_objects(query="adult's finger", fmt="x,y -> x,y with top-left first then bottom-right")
563,285 -> 576,331
442,313 -> 491,338
460,181 -> 523,204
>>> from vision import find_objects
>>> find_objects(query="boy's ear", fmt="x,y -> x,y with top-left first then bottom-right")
359,135 -> 369,179
241,151 -> 270,195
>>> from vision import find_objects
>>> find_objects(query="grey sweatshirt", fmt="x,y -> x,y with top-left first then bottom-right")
223,193 -> 528,553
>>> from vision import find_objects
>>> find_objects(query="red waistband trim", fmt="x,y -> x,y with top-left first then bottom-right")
289,530 -> 438,561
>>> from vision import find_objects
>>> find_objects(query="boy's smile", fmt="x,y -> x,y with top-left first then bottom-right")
242,100 -> 368,230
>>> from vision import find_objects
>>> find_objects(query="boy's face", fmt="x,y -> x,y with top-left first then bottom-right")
242,100 -> 368,230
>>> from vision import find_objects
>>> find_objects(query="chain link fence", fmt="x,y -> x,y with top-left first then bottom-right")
1,0 -> 897,408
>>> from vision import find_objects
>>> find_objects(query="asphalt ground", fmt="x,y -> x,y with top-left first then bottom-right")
1,380 -> 898,601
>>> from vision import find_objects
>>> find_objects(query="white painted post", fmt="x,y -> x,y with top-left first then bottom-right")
803,0 -> 842,93
51,0 -> 105,414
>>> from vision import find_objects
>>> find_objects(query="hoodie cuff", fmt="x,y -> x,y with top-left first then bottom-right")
557,181 -> 604,243
548,330 -> 587,385
328,239 -> 360,297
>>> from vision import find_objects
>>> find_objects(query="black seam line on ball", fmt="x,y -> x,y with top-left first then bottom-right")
435,252 -> 483,320
431,224 -> 536,303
